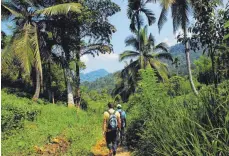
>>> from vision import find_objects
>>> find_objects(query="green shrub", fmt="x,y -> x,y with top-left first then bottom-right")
1,91 -> 103,156
126,68 -> 229,155
1,91 -> 41,139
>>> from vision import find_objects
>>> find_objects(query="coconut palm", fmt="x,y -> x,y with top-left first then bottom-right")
127,0 -> 156,66
1,0 -> 82,100
157,0 -> 199,95
113,59 -> 138,102
172,56 -> 180,75
119,26 -> 173,81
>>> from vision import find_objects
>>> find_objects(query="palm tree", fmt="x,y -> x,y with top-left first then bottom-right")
119,26 -> 173,81
1,1 -> 82,100
172,56 -> 180,75
113,59 -> 138,102
127,0 -> 156,66
157,0 -> 199,95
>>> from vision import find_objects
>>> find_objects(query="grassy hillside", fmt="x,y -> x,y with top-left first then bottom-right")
1,91 -> 105,155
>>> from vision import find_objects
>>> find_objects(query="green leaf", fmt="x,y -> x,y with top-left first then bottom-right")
223,34 -> 229,40
119,50 -> 139,61
36,3 -> 82,16
2,4 -> 23,18
224,20 -> 229,28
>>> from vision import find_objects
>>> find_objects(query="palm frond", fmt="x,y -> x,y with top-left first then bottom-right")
140,7 -> 156,25
13,24 -> 34,75
155,42 -> 169,52
81,51 -> 95,57
1,3 -> 23,20
125,35 -> 138,50
36,3 -> 82,16
119,50 -> 139,62
148,33 -> 155,47
158,6 -> 168,33
153,52 -> 173,61
149,58 -> 169,82
171,0 -> 190,32
127,6 -> 133,19
161,0 -> 175,9
81,44 -> 112,56
121,59 -> 139,77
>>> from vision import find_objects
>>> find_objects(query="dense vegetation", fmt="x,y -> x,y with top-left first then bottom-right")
1,89 -> 112,155
126,68 -> 229,155
1,0 -> 229,155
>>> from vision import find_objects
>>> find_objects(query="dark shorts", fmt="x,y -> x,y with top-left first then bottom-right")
105,130 -> 117,151
120,127 -> 125,136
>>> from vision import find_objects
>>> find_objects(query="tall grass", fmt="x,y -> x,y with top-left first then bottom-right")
126,68 -> 229,155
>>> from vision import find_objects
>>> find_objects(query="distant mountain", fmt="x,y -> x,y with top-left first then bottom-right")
169,43 -> 201,60
167,43 -> 202,76
80,69 -> 109,82
81,73 -> 117,93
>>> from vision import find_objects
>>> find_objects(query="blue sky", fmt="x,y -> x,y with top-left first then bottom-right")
82,1 -> 177,73
2,0 -> 227,73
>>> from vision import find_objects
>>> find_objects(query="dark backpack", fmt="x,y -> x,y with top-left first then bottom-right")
118,110 -> 126,128
107,110 -> 118,131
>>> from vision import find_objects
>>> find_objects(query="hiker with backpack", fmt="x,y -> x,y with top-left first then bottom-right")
103,102 -> 121,156
116,104 -> 126,145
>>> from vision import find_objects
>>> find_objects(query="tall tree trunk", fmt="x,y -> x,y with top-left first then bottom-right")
66,69 -> 75,107
184,29 -> 198,96
61,51 -> 68,91
75,58 -> 81,108
75,16 -> 81,108
138,21 -> 143,69
210,51 -> 217,88
48,61 -> 52,102
52,92 -> 55,104
32,68 -> 41,101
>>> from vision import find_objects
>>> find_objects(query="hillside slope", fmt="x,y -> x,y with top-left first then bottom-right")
1,91 -> 104,155
81,73 -> 117,93
81,69 -> 109,82
168,43 -> 202,75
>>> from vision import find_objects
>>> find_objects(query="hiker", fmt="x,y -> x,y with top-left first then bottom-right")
103,102 -> 121,156
116,104 -> 126,145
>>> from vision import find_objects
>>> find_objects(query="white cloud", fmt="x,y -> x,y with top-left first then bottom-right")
162,37 -> 177,46
80,53 -> 123,73
81,55 -> 89,63
97,53 -> 119,61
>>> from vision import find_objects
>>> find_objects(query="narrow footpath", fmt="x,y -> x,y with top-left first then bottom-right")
92,138 -> 130,156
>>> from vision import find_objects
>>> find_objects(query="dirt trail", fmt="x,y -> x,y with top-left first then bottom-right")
116,146 -> 130,156
34,136 -> 70,155
92,138 -> 130,156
